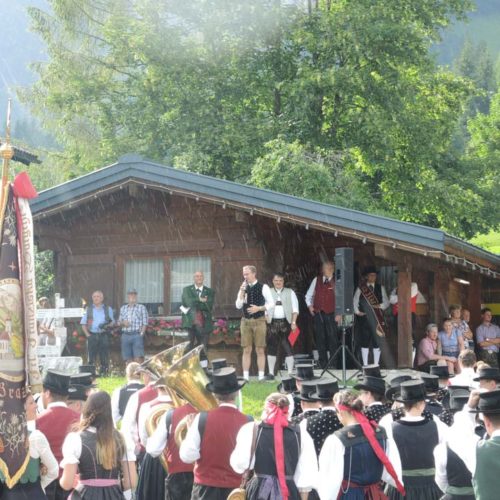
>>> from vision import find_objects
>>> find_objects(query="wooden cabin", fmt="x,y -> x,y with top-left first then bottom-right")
30,154 -> 500,368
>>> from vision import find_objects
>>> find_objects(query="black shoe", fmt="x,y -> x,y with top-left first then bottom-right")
265,374 -> 275,381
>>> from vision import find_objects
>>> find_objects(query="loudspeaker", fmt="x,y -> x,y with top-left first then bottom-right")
335,247 -> 354,315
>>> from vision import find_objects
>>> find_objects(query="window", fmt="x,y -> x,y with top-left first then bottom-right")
125,259 -> 164,314
170,257 -> 211,313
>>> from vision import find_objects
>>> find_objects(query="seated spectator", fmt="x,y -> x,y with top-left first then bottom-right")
417,323 -> 456,372
476,308 -> 500,368
450,349 -> 478,388
449,304 -> 473,350
438,318 -> 464,374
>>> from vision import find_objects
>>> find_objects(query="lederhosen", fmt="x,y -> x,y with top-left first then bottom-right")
387,419 -> 442,500
442,446 -> 474,500
245,423 -> 302,500
266,289 -> 293,359
357,284 -> 383,349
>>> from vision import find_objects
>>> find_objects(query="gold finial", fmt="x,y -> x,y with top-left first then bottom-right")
1,99 -> 14,185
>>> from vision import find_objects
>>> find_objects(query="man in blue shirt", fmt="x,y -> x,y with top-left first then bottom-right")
81,290 -> 114,376
118,288 -> 148,364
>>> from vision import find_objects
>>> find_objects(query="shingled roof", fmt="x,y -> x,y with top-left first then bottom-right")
29,154 -> 500,271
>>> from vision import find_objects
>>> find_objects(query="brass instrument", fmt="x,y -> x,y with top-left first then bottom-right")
162,345 -> 219,446
145,402 -> 172,471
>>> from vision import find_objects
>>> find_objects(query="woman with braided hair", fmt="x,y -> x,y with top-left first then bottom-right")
230,392 -> 317,500
318,389 -> 404,500
59,391 -> 137,500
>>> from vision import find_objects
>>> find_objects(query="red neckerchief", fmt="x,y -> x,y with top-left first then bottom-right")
263,402 -> 290,500
337,405 -> 405,496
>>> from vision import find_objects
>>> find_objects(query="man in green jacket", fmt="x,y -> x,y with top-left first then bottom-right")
181,271 -> 214,368
473,389 -> 500,499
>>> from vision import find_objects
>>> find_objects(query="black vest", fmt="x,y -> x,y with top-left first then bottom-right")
243,282 -> 265,319
392,419 -> 439,471
359,283 -> 383,313
118,382 -> 144,417
253,423 -> 300,477
446,445 -> 473,490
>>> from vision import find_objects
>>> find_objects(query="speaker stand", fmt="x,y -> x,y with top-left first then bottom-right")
321,322 -> 362,387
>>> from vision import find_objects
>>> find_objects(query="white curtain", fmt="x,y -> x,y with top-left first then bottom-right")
125,259 -> 164,303
170,257 -> 211,312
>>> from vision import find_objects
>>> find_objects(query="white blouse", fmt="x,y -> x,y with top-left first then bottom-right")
29,428 -> 59,489
230,421 -> 318,492
61,427 -> 136,467
317,430 -> 402,500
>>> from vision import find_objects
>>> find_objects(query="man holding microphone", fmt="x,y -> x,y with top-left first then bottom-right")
235,265 -> 274,381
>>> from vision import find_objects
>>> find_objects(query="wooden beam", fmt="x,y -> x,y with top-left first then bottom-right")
467,273 -> 482,330
433,266 -> 449,324
397,263 -> 413,367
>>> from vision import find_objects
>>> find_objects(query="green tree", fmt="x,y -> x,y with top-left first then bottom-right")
23,0 -> 496,237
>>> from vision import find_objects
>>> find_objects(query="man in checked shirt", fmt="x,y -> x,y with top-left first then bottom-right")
119,288 -> 149,364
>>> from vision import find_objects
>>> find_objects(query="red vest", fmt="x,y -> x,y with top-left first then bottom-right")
136,384 -> 158,424
36,405 -> 80,475
194,406 -> 247,488
313,275 -> 335,314
167,404 -> 196,474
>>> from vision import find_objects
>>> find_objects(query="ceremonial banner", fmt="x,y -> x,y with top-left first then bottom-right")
0,174 -> 39,488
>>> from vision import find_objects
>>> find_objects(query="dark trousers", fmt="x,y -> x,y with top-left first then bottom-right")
188,325 -> 208,361
313,311 -> 339,368
44,479 -> 70,500
87,332 -> 110,374
191,484 -> 233,500
165,472 -> 194,500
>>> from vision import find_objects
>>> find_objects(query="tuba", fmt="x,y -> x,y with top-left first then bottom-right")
162,345 -> 219,446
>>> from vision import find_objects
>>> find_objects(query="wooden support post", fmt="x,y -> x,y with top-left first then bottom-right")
397,264 -> 412,368
467,273 -> 482,330
433,266 -> 449,324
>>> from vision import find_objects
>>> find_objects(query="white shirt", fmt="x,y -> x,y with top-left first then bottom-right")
450,368 -> 478,389
230,421 -> 317,492
317,427 -> 402,500
353,284 -> 390,315
137,394 -> 172,448
235,281 -> 275,312
179,404 -> 237,464
146,410 -> 171,458
270,287 -> 299,320
389,283 -> 419,304
27,427 -> 59,489
305,276 -> 334,307
61,427 -> 135,467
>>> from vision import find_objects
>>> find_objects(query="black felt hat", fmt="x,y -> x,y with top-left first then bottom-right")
470,389 -> 500,415
277,376 -> 297,394
473,367 -> 500,382
362,266 -> 378,276
68,384 -> 88,402
420,373 -> 440,394
357,364 -> 385,379
293,354 -> 314,365
430,365 -> 454,379
449,388 -> 470,412
298,381 -> 318,402
43,370 -> 71,396
310,380 -> 339,401
205,367 -> 246,395
70,373 -> 96,389
442,385 -> 470,410
79,365 -> 97,377
385,375 -> 413,401
396,380 -> 427,403
292,364 -> 319,381
207,358 -> 228,377
354,376 -> 386,397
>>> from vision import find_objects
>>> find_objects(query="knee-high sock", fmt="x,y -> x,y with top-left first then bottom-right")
373,348 -> 381,365
361,348 -> 370,366
285,356 -> 294,373
200,359 -> 208,368
267,355 -> 277,375
412,348 -> 416,365
312,350 -> 319,361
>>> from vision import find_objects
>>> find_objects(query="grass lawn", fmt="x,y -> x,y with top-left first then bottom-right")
97,376 -> 278,419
